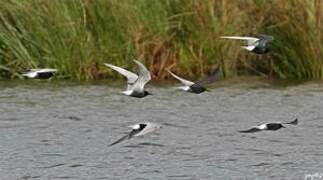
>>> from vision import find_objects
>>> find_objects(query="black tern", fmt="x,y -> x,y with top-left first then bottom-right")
109,122 -> 162,146
105,60 -> 152,98
239,118 -> 298,133
21,68 -> 57,79
167,67 -> 220,94
220,35 -> 274,54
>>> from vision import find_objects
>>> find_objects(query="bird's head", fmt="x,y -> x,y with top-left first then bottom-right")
257,34 -> 274,41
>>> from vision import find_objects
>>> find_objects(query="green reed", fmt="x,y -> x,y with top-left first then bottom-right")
0,0 -> 321,80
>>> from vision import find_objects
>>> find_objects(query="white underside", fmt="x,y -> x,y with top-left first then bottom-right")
22,72 -> 38,78
130,124 -> 140,130
178,86 -> 190,91
256,124 -> 267,130
241,46 -> 256,51
220,36 -> 259,46
121,90 -> 133,96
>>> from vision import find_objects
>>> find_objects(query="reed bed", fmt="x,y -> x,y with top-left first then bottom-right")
0,0 -> 322,80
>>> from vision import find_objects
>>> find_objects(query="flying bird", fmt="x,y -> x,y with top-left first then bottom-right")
109,122 -> 162,146
167,67 -> 220,94
21,68 -> 57,79
239,118 -> 298,133
105,60 -> 152,98
220,34 -> 274,54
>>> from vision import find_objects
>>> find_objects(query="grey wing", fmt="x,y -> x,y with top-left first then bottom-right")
238,128 -> 262,133
37,68 -> 58,73
220,36 -> 259,46
134,60 -> 151,83
193,67 -> 220,87
131,60 -> 151,92
108,130 -> 139,146
167,70 -> 194,86
105,63 -> 138,87
108,134 -> 131,146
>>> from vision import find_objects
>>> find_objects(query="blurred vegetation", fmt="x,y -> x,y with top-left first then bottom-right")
0,0 -> 322,80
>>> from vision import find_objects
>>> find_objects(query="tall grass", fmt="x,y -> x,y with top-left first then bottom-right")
0,0 -> 322,80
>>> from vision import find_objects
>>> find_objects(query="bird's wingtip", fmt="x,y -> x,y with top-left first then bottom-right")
133,59 -> 141,64
167,69 -> 174,74
103,63 -> 113,68
133,59 -> 146,69
104,63 -> 113,67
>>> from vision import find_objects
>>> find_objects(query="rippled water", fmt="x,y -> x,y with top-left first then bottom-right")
0,80 -> 323,180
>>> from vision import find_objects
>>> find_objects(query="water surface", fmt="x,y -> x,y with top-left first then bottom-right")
0,80 -> 322,180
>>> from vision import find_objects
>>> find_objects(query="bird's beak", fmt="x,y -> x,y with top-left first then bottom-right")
282,126 -> 286,128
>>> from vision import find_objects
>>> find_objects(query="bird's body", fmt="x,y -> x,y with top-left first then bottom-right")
105,60 -> 152,98
109,122 -> 161,146
239,119 -> 298,133
220,35 -> 274,54
22,68 -> 57,79
121,90 -> 151,98
188,84 -> 208,94
239,123 -> 285,133
168,67 -> 220,94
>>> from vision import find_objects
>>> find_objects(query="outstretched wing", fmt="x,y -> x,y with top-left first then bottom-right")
130,60 -> 151,92
109,122 -> 161,146
105,63 -> 138,89
238,127 -> 262,133
21,71 -> 37,77
193,67 -> 220,87
167,70 -> 194,86
220,36 -> 260,46
108,134 -> 131,146
36,68 -> 58,73
108,129 -> 140,146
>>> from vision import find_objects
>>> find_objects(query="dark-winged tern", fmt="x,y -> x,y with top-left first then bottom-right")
168,67 -> 220,94
22,68 -> 57,79
220,35 -> 274,54
109,122 -> 161,146
239,118 -> 298,133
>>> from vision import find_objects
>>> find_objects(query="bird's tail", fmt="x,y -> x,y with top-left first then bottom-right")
284,118 -> 298,125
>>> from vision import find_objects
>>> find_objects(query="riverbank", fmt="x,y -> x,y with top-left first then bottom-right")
0,76 -> 317,90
